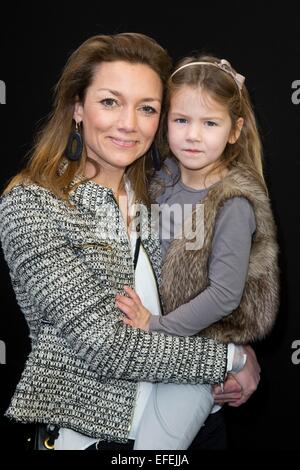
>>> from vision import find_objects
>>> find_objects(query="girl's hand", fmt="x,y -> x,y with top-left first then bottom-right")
116,286 -> 151,331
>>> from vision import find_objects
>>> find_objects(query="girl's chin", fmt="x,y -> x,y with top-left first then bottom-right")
179,161 -> 206,171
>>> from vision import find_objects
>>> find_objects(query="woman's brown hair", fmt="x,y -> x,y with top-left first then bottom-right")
4,33 -> 172,204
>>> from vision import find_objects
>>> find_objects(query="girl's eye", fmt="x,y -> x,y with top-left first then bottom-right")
175,118 -> 188,124
100,98 -> 118,108
205,121 -> 217,127
140,105 -> 158,115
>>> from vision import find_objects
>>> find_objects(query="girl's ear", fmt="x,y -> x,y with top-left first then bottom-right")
228,117 -> 244,144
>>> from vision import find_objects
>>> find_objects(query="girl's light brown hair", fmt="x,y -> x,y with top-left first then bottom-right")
158,54 -> 267,192
3,33 -> 172,204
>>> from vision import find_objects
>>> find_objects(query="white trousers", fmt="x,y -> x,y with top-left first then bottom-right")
134,382 -> 214,450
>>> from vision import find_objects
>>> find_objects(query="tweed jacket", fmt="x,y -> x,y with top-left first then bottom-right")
160,164 -> 280,344
0,179 -> 227,442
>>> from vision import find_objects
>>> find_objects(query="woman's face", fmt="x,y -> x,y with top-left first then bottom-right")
74,61 -> 163,172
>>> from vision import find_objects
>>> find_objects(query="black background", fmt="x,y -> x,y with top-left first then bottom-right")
0,1 -> 299,452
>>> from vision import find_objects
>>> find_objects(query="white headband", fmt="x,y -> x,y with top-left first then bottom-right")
170,59 -> 245,91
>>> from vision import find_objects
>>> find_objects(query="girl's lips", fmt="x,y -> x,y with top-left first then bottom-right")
109,137 -> 137,148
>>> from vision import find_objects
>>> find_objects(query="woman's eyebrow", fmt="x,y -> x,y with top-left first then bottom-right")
96,88 -> 161,103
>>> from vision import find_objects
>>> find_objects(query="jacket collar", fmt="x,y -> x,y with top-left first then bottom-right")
69,179 -> 116,213
57,158 -> 115,213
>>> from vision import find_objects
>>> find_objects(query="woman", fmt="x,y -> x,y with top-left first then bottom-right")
0,33 -> 257,450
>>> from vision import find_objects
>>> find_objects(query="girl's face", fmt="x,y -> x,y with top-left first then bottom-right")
168,85 -> 242,174
74,61 -> 163,172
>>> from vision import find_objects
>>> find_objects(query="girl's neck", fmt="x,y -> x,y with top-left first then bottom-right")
179,164 -> 228,190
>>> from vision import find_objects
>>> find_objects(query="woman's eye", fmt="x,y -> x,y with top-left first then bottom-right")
140,105 -> 157,115
100,98 -> 118,108
205,121 -> 217,127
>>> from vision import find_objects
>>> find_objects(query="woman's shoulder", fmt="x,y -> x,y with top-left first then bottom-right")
0,180 -> 60,214
2,180 -> 51,197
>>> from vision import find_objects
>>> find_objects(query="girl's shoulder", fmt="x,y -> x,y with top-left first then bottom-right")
150,157 -> 180,203
158,157 -> 179,181
225,164 -> 266,196
217,196 -> 256,234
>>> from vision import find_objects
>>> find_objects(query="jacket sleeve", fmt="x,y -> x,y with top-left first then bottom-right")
0,185 -> 227,384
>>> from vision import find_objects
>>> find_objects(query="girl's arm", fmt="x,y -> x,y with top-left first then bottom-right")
119,197 -> 256,336
150,197 -> 256,335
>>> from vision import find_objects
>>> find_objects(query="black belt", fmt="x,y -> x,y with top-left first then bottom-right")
86,439 -> 135,450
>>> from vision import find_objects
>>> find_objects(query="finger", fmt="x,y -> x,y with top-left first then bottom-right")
124,286 -> 141,303
122,317 -> 134,327
223,375 -> 243,393
116,295 -> 135,308
215,395 -> 243,403
213,389 -> 243,397
213,393 -> 242,401
228,398 -> 247,407
116,301 -> 136,318
214,383 -> 242,394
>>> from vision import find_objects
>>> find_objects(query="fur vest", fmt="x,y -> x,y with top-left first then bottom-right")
158,164 -> 279,344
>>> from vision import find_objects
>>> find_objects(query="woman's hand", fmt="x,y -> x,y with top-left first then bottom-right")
213,346 -> 260,407
213,374 -> 243,405
116,286 -> 151,331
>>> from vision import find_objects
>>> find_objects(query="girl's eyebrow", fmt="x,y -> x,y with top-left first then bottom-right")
169,111 -> 224,120
200,116 -> 224,120
169,111 -> 190,118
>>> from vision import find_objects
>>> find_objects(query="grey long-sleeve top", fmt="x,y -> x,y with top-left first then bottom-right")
149,161 -> 256,336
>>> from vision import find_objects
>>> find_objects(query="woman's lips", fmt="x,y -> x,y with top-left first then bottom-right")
109,137 -> 138,148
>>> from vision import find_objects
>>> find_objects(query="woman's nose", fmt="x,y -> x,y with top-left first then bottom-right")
117,107 -> 137,132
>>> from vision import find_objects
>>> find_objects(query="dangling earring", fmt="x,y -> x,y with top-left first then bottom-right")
65,121 -> 83,161
150,143 -> 161,171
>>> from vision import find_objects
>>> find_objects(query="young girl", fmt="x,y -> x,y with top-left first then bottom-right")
116,55 -> 279,449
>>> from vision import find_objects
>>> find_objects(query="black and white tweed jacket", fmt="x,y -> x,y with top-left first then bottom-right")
0,180 -> 227,442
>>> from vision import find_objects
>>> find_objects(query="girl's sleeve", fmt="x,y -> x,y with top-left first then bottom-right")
149,197 -> 256,336
0,185 -> 227,384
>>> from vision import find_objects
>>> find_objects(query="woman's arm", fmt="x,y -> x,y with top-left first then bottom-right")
0,184 -> 227,385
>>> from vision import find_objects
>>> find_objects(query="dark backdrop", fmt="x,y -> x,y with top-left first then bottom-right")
1,1 -> 299,451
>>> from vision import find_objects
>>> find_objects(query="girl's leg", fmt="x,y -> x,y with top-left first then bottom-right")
134,382 -> 214,450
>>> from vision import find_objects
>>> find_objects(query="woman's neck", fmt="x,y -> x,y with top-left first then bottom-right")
84,157 -> 125,194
